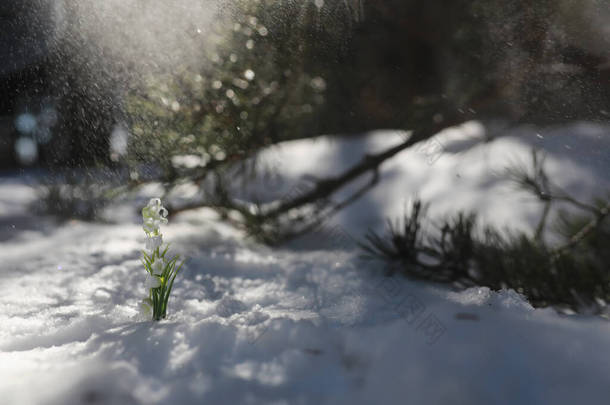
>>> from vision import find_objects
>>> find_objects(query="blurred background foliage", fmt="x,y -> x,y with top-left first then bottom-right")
2,0 -> 605,236
127,0 -> 332,182
1,0 -> 607,171
124,0 -> 608,180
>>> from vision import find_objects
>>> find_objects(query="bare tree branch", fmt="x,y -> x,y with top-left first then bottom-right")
257,120 -> 454,219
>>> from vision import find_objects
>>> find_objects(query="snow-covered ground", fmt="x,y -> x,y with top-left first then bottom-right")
1,122 -> 609,404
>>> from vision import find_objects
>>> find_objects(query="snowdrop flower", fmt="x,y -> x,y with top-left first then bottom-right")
145,235 -> 163,251
142,198 -> 168,235
145,273 -> 161,289
140,197 -> 184,321
151,258 -> 165,276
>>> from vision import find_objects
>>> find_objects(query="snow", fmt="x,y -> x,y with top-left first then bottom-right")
1,122 -> 610,404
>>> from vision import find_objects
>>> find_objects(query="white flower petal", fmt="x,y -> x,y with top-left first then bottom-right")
145,235 -> 163,251
145,274 -> 161,289
152,259 -> 164,275
142,198 -> 170,234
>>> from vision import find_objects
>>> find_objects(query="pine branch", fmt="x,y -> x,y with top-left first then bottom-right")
553,201 -> 610,258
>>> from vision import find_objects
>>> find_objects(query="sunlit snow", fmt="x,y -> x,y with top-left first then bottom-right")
1,124 -> 609,404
